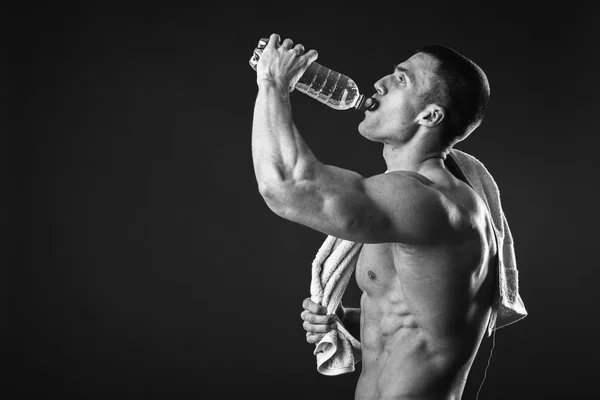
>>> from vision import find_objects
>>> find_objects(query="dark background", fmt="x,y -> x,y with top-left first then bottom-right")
8,1 -> 598,399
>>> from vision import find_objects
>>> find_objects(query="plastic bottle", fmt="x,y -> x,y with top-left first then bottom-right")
249,38 -> 378,112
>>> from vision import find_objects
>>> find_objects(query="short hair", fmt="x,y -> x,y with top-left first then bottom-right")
415,45 -> 490,147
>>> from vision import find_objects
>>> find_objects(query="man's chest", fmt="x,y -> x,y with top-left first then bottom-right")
355,243 -> 397,296
355,242 -> 461,297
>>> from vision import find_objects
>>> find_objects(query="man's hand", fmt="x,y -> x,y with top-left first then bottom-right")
300,298 -> 338,344
255,33 -> 318,92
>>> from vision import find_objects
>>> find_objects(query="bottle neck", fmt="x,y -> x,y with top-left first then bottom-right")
355,96 -> 379,112
354,94 -> 366,111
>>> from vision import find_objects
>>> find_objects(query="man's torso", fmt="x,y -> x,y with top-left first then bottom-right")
354,167 -> 497,400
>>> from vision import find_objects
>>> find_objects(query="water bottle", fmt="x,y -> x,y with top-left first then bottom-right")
249,38 -> 378,112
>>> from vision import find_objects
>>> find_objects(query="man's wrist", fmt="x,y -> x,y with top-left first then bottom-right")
257,78 -> 289,93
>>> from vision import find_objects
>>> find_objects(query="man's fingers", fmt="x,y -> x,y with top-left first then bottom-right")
306,332 -> 325,344
293,44 -> 305,55
281,38 -> 294,49
301,298 -> 337,342
303,321 -> 337,333
302,298 -> 327,314
303,49 -> 319,64
266,33 -> 280,49
301,310 -> 336,324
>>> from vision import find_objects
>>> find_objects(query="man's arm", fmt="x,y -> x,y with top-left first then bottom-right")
252,34 -> 451,245
251,33 -> 319,192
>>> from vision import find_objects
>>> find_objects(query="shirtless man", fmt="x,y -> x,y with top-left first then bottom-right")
252,33 -> 497,400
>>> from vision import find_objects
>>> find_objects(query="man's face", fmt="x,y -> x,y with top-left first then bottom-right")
358,52 -> 439,143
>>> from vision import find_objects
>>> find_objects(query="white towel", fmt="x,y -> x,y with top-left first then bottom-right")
308,148 -> 527,375
446,149 -> 528,336
310,235 -> 363,376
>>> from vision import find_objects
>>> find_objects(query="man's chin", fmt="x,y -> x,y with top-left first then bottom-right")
357,121 -> 368,137
357,122 -> 376,141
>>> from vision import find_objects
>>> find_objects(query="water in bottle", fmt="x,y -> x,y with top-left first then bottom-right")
249,38 -> 378,112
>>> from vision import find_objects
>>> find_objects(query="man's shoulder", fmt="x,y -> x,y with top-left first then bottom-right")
383,169 -> 482,214
422,168 -> 491,234
440,176 -> 496,249
374,170 -> 483,240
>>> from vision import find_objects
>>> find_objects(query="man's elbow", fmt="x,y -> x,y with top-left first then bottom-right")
258,180 -> 314,225
258,180 -> 289,215
257,163 -> 313,215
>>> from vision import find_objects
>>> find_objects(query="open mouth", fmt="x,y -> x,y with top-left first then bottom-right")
364,97 -> 379,112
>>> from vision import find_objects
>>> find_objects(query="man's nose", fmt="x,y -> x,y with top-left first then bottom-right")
373,77 -> 386,95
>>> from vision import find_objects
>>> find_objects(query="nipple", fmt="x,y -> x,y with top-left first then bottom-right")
367,271 -> 376,280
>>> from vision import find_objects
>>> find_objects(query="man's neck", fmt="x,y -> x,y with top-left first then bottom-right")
382,140 -> 448,175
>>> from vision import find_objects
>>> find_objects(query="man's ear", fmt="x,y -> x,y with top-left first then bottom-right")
416,104 -> 445,127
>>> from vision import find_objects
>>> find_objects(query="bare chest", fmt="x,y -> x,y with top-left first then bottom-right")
355,242 -> 449,296
355,237 -> 493,338
355,237 -> 483,292
355,243 -> 398,297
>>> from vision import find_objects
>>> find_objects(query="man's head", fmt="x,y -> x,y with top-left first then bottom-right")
415,45 -> 490,147
358,45 -> 489,149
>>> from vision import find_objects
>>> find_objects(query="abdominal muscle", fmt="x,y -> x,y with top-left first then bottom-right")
356,296 -> 463,400
353,241 -> 494,400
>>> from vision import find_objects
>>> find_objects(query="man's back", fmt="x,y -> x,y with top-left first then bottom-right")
354,167 -> 498,400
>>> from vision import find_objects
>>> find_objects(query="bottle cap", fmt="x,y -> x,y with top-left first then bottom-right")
249,38 -> 270,71
356,96 -> 379,112
365,97 -> 379,111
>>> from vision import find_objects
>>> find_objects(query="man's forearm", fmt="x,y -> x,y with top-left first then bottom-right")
251,81 -> 316,191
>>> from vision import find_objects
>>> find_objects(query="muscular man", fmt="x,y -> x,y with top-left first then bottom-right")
252,33 -> 496,400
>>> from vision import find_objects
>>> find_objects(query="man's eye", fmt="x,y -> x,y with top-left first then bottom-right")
398,75 -> 405,83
